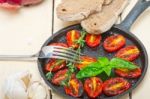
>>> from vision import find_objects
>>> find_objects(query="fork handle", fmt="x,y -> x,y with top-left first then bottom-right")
0,54 -> 38,61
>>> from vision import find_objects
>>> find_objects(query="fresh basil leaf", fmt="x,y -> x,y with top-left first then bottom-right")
98,57 -> 109,66
110,58 -> 138,70
76,66 -> 103,79
103,66 -> 112,76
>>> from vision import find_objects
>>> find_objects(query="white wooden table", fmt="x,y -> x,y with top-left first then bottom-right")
0,0 -> 149,99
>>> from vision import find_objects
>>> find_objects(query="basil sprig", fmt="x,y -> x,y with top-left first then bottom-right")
76,57 -> 138,79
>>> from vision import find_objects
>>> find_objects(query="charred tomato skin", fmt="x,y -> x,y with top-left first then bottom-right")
115,45 -> 140,61
51,69 -> 68,85
85,33 -> 102,47
103,34 -> 126,52
64,78 -> 83,97
115,68 -> 141,78
75,56 -> 96,70
66,30 -> 80,49
103,77 -> 130,96
45,43 -> 68,72
84,77 -> 103,98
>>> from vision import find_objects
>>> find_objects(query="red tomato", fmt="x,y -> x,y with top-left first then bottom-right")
115,68 -> 141,78
64,78 -> 83,97
51,69 -> 68,85
45,43 -> 68,72
84,77 -> 103,98
66,30 -> 80,49
103,77 -> 130,96
75,56 -> 96,70
115,45 -> 140,61
85,34 -> 102,47
45,59 -> 66,72
103,34 -> 126,52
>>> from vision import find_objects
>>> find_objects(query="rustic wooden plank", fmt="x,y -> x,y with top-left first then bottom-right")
0,0 -> 53,98
0,0 -> 53,55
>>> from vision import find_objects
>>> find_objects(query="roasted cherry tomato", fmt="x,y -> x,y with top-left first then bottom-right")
64,78 -> 83,97
103,77 -> 130,96
45,59 -> 66,72
45,43 -> 68,72
115,68 -> 141,78
51,69 -> 68,85
115,45 -> 140,61
75,56 -> 96,70
103,34 -> 126,52
84,77 -> 103,98
66,30 -> 80,49
85,33 -> 102,47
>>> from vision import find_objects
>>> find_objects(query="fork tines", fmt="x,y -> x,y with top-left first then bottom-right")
42,46 -> 83,63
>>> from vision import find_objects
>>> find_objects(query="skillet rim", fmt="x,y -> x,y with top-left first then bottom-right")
37,24 -> 148,99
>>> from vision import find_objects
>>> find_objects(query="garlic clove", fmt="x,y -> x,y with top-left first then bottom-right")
3,71 -> 31,99
4,77 -> 28,99
27,81 -> 49,99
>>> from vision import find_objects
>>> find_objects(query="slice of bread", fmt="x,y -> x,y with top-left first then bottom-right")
81,0 -> 129,34
56,0 -> 104,21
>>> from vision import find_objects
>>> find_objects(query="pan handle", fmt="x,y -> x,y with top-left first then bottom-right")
118,0 -> 150,30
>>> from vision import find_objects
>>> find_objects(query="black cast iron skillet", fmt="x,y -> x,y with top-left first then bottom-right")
38,0 -> 149,99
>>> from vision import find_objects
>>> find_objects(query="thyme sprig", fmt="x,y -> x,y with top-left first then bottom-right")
46,60 -> 65,80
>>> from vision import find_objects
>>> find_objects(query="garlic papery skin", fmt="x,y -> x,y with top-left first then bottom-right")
3,71 -> 31,99
27,81 -> 49,99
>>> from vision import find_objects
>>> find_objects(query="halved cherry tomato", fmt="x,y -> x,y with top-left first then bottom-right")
103,77 -> 130,96
103,34 -> 126,52
85,34 -> 102,47
115,45 -> 140,61
64,78 -> 83,97
51,69 -> 68,85
84,77 -> 103,98
66,30 -> 80,49
45,59 -> 66,72
75,56 -> 96,70
45,43 -> 68,72
115,68 -> 141,78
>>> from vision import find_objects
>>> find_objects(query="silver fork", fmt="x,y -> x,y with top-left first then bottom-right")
0,46 -> 84,63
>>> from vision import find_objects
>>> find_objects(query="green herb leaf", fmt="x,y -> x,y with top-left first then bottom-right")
46,72 -> 53,80
103,67 -> 112,76
110,58 -> 138,70
76,66 -> 103,79
98,57 -> 109,66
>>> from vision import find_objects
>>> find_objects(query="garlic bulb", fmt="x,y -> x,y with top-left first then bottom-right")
27,81 -> 50,99
3,71 -> 31,99
3,71 -> 50,99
